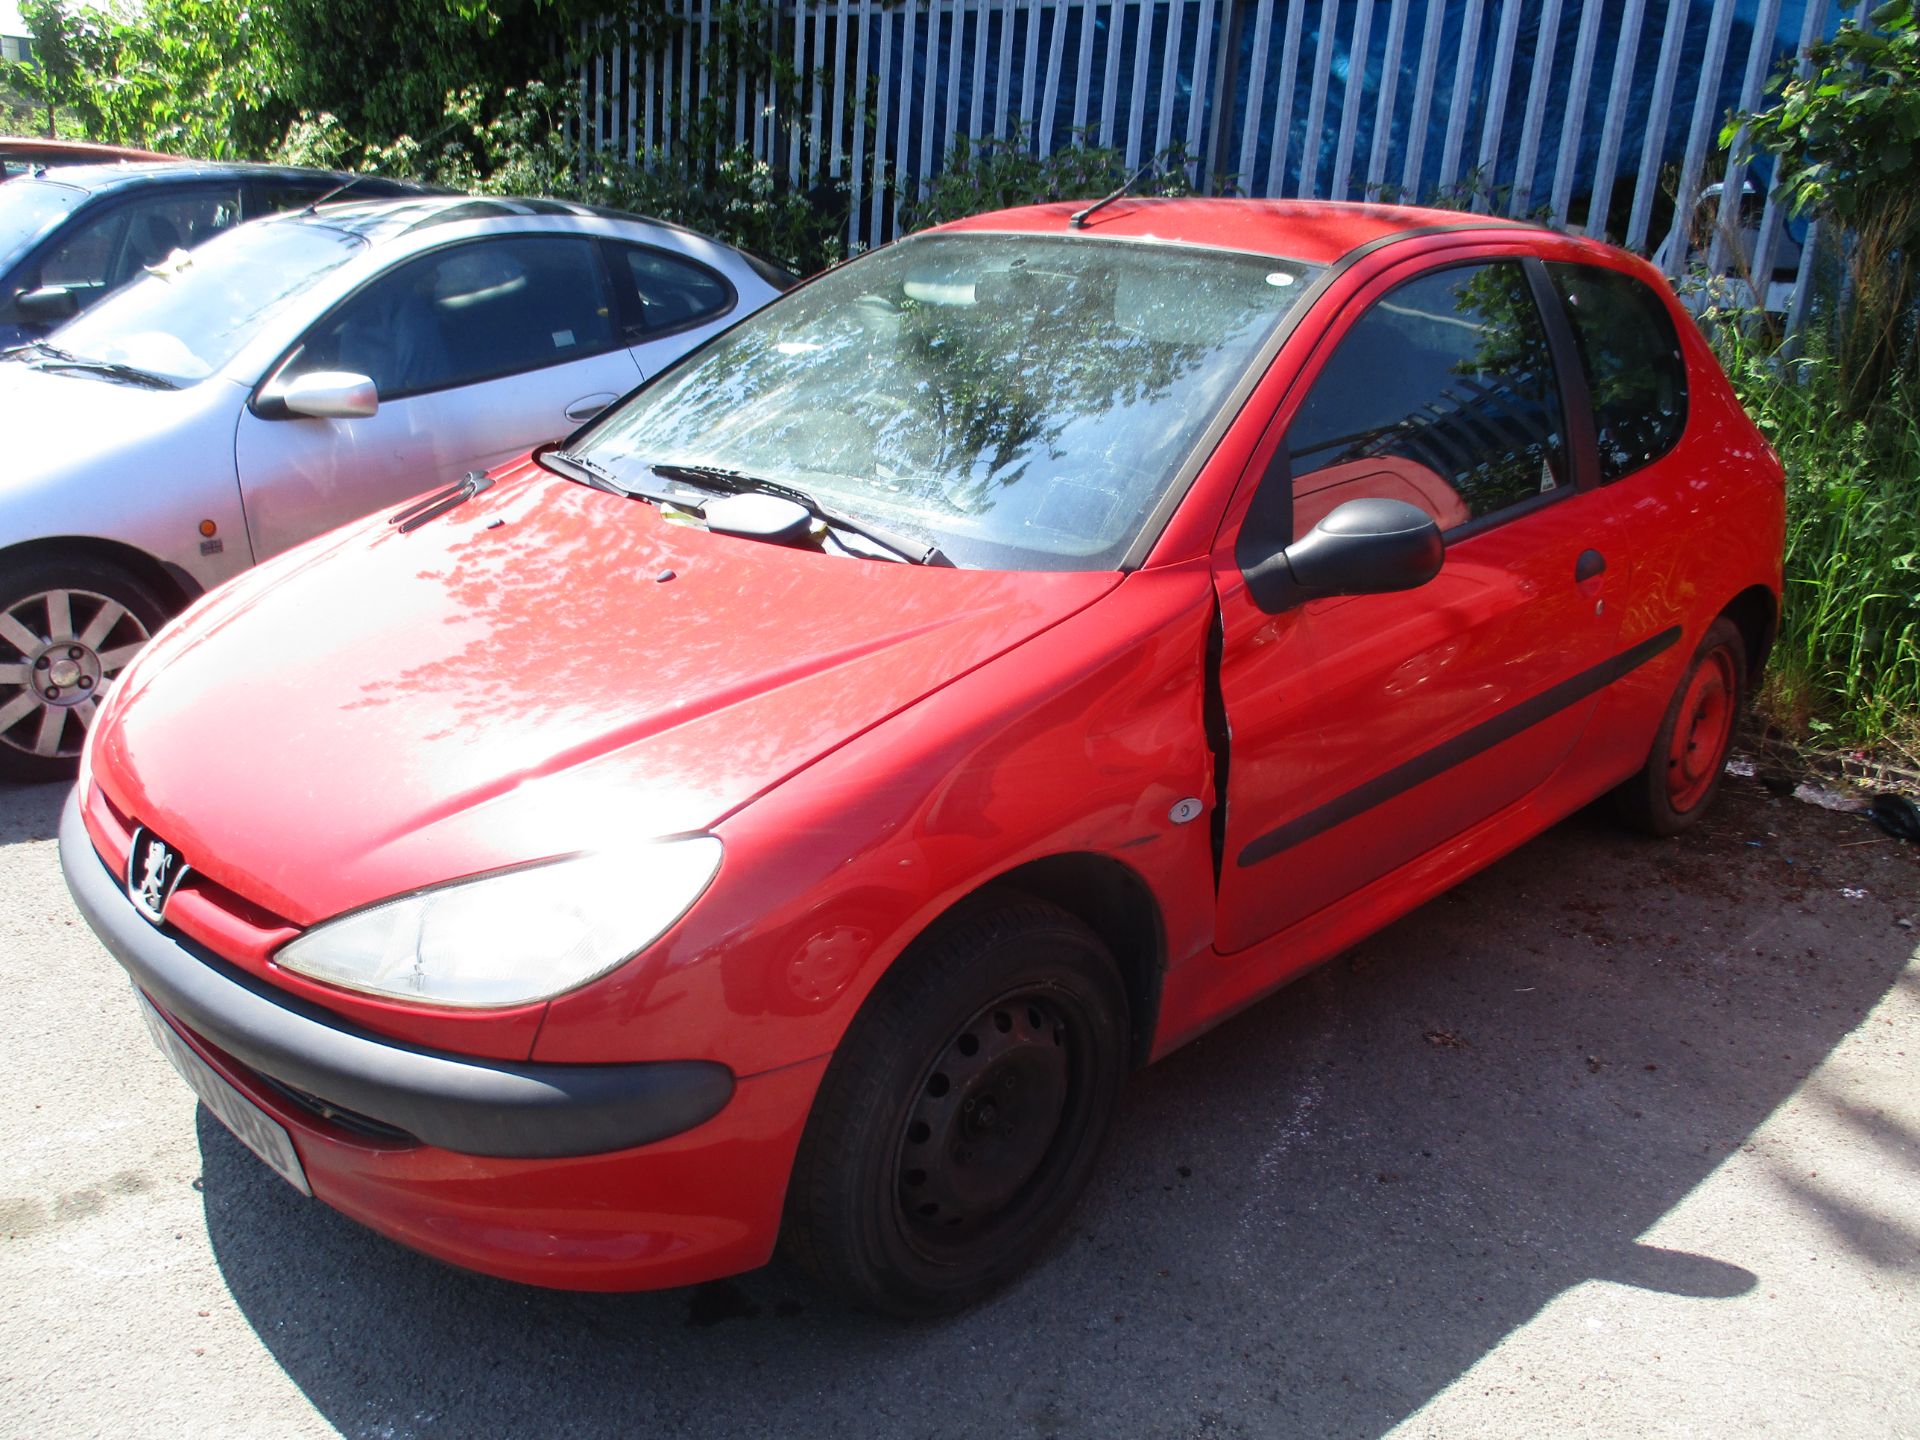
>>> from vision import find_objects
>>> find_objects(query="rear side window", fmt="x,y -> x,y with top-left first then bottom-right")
1283,261 -> 1568,538
1546,262 -> 1688,482
246,179 -> 330,219
610,243 -> 733,336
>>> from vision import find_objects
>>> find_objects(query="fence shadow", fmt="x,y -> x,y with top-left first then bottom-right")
197,777 -> 1916,1439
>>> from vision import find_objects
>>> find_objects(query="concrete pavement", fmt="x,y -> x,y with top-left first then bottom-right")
2,773 -> 1914,1439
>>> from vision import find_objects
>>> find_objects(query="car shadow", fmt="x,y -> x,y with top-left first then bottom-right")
198,777 -> 1917,1439
0,780 -> 72,845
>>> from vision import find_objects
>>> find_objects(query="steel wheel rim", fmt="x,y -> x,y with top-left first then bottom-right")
0,588 -> 150,761
1667,646 -> 1736,813
894,987 -> 1083,1257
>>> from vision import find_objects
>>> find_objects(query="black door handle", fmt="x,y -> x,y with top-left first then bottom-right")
1575,549 -> 1607,583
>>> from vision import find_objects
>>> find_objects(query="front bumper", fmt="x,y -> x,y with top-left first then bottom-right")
60,790 -> 733,1158
60,790 -> 826,1289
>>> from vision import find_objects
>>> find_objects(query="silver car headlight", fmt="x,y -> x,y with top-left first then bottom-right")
275,839 -> 723,1008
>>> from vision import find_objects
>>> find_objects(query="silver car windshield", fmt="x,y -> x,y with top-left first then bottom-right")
0,179 -> 85,272
573,234 -> 1321,571
51,218 -> 367,385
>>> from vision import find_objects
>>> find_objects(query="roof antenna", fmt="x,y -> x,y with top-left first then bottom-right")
304,172 -> 367,214
1069,163 -> 1152,229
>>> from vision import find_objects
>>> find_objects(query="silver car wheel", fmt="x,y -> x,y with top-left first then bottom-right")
0,587 -> 151,761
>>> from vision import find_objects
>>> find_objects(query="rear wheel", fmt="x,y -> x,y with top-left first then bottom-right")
781,896 -> 1129,1316
0,556 -> 168,784
1612,616 -> 1747,836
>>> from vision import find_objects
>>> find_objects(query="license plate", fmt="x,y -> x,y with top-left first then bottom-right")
138,994 -> 312,1196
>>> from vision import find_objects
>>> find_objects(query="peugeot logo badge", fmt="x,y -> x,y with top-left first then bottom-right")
127,828 -> 188,927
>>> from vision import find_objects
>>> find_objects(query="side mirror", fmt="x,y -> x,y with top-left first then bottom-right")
1243,497 -> 1444,613
268,370 -> 379,420
16,285 -> 79,322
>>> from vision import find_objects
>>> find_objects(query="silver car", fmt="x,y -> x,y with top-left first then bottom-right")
0,195 -> 792,780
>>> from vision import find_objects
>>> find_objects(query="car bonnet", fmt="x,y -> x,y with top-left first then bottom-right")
89,458 -> 1120,928
0,361 -> 234,501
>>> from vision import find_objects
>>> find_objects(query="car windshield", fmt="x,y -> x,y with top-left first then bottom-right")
48,217 -> 367,385
0,179 -> 85,273
572,234 -> 1321,570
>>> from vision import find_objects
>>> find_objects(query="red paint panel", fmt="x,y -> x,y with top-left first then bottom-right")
533,561 -> 1222,1073
934,196 -> 1542,265
152,997 -> 825,1290
66,202 -> 1787,1294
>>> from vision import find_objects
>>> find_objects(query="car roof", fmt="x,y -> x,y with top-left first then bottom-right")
931,197 -> 1549,266
0,137 -> 179,165
10,160 -> 417,198
298,193 -> 609,241
273,193 -> 792,278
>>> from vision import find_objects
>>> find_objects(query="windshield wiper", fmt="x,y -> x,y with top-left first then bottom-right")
15,340 -> 177,390
646,462 -> 952,567
389,471 -> 492,533
538,447 -> 630,496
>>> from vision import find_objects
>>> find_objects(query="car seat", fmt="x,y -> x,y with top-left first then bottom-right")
126,213 -> 182,272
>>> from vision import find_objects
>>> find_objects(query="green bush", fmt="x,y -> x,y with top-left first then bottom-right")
1735,0 -> 1920,416
3,0 -> 288,158
274,79 -> 839,275
905,127 -> 1217,231
1710,313 -> 1920,748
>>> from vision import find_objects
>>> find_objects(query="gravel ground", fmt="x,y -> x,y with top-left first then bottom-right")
2,773 -> 1915,1440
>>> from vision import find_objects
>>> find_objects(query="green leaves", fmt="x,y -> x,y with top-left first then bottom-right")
1737,0 -> 1920,228
16,0 -> 290,157
906,126 -> 1206,232
1731,1 -> 1920,417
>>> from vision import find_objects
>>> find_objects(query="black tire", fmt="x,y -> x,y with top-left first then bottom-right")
1611,616 -> 1747,837
0,554 -> 171,785
781,895 -> 1129,1317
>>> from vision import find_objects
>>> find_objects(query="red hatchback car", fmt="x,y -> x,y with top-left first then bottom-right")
61,200 -> 1782,1315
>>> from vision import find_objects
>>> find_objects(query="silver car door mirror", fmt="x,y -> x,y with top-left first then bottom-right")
272,370 -> 379,420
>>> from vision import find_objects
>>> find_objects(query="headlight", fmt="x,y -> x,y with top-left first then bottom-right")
275,839 -> 722,1007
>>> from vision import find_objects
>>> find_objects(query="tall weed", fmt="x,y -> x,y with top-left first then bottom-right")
1714,316 -> 1920,749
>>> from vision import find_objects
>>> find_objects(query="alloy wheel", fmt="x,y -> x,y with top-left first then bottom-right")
0,588 -> 151,762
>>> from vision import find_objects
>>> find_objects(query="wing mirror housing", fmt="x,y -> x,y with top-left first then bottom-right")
16,285 -> 79,323
263,370 -> 379,420
1243,497 -> 1445,613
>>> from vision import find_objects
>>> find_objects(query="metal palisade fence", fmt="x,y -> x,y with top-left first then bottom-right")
577,0 -> 1868,295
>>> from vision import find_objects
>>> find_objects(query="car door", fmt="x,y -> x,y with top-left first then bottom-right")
233,233 -> 643,560
1209,253 -> 1625,955
602,239 -> 741,377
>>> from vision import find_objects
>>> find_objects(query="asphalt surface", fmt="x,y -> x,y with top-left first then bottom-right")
2,773 -> 1915,1439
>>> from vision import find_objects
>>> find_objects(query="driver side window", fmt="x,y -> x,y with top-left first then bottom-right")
279,236 -> 617,401
40,189 -> 240,293
1283,261 -> 1568,540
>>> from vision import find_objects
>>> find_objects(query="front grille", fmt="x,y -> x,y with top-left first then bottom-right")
258,1076 -> 419,1146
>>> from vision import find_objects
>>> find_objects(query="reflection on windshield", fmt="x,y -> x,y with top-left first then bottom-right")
577,235 -> 1319,571
50,217 -> 366,385
0,180 -> 83,272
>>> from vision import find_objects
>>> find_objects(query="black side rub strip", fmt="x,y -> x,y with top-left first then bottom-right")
1237,626 -> 1683,868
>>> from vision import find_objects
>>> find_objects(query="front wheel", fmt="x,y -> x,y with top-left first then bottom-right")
781,896 -> 1129,1316
0,556 -> 168,784
1612,616 -> 1747,837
